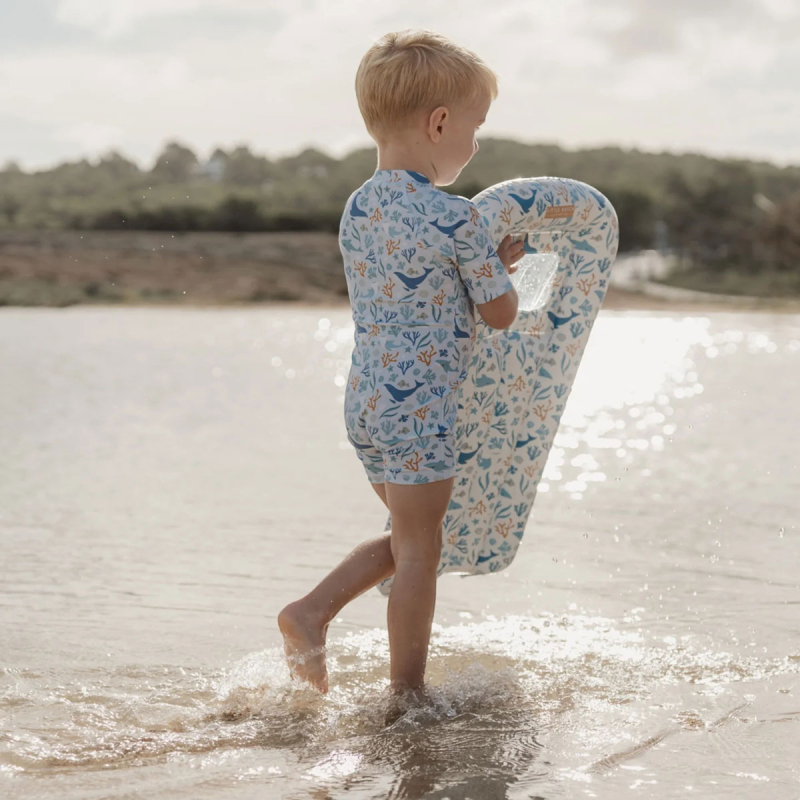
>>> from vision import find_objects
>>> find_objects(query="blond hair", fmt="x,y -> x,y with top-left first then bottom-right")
355,30 -> 498,141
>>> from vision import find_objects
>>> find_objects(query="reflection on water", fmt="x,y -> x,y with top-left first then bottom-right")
1,307 -> 799,798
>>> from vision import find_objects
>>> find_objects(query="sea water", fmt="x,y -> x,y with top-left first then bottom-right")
1,307 -> 799,799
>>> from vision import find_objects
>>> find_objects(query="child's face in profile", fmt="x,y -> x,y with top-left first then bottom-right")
433,93 -> 491,186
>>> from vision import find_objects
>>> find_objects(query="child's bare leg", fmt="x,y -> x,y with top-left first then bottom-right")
279,483 -> 395,692
385,478 -> 452,692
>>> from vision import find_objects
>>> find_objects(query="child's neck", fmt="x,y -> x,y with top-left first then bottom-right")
376,142 -> 436,185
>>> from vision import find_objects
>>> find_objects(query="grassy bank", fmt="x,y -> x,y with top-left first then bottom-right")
0,230 -> 348,307
658,267 -> 800,298
1,230 -> 797,311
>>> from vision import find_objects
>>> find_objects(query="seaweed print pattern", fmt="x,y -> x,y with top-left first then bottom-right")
341,170 -> 515,484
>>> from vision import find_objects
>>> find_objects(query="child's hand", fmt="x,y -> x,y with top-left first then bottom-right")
497,235 -> 525,274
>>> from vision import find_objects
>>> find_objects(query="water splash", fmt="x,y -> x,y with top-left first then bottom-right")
2,614 -> 799,796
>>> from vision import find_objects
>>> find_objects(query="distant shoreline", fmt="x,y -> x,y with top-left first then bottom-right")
1,230 -> 798,313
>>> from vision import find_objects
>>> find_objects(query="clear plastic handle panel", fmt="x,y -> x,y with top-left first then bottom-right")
511,242 -> 560,312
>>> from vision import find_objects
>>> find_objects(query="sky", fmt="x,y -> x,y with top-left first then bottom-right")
1,0 -> 799,171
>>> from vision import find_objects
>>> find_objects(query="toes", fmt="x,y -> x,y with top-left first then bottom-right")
284,643 -> 329,692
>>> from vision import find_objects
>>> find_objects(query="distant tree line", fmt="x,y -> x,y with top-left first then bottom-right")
1,138 -> 799,279
89,198 -> 342,234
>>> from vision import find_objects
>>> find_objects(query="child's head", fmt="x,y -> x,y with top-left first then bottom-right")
356,30 -> 498,185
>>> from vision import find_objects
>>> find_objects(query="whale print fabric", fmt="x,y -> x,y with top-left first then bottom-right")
378,177 -> 619,592
341,169 -> 514,484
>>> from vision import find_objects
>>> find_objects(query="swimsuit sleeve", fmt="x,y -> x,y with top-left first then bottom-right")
453,199 -> 515,305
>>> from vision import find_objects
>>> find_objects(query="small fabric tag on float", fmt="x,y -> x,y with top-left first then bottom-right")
544,205 -> 575,219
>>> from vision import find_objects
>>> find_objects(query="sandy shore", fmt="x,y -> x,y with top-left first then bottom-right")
1,230 -> 797,312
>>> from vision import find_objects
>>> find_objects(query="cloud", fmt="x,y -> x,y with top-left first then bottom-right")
0,0 -> 798,168
54,0 -> 285,38
599,0 -> 763,58
597,0 -> 800,63
0,113 -> 65,169
59,121 -> 124,153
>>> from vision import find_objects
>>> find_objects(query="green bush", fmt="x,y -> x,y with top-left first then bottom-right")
3,138 -> 800,274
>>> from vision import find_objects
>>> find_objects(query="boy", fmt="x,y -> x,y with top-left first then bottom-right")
278,30 -> 523,696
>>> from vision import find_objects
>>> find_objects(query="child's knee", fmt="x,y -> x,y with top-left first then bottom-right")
390,516 -> 443,564
393,544 -> 441,570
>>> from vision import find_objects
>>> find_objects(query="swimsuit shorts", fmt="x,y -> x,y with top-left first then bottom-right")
347,413 -> 456,485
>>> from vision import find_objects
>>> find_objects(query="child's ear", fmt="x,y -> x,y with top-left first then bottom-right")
427,106 -> 448,143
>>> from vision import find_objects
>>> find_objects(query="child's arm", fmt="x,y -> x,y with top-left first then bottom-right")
454,198 -> 524,329
475,235 -> 523,329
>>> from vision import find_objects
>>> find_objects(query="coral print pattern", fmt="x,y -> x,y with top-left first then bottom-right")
376,177 -> 620,593
341,169 -> 514,485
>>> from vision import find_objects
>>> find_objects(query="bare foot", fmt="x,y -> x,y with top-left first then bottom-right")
277,601 -> 329,693
384,684 -> 433,726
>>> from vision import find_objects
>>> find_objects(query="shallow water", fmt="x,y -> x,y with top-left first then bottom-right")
1,306 -> 799,799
